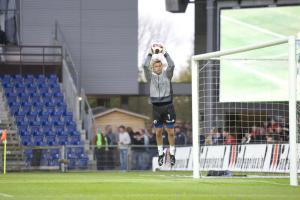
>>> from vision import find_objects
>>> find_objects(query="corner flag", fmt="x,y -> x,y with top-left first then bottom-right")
1,129 -> 7,175
1,129 -> 7,143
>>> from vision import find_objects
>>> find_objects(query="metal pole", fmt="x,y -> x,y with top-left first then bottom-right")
193,38 -> 288,61
3,141 -> 7,175
192,59 -> 200,178
288,36 -> 298,186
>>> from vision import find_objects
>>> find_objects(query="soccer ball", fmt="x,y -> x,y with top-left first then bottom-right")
151,43 -> 163,54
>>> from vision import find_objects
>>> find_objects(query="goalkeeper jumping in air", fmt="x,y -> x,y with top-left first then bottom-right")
143,43 -> 176,166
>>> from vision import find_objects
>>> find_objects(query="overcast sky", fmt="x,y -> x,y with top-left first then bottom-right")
138,0 -> 194,77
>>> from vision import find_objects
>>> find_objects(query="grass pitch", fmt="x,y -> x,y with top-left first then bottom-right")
0,172 -> 299,200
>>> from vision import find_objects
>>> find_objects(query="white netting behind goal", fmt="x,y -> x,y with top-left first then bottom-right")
198,59 -> 291,145
192,37 -> 300,186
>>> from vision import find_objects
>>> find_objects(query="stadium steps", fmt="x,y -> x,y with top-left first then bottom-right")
0,130 -> 25,171
0,82 -> 27,171
0,86 -> 12,128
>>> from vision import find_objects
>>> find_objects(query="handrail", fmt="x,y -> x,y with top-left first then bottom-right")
54,20 -> 95,141
54,21 -> 80,93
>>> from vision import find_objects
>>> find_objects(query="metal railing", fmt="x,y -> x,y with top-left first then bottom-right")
0,45 -> 62,73
1,144 -> 163,172
54,21 -> 80,92
53,21 -> 94,141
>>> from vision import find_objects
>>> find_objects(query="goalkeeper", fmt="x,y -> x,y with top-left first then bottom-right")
143,43 -> 176,166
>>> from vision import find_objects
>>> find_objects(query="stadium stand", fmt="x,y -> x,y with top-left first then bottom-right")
0,74 -> 88,169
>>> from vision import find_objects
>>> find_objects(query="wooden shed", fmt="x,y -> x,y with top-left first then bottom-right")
93,108 -> 150,133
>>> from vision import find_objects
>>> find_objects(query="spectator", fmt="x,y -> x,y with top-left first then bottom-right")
118,125 -> 131,171
241,132 -> 251,144
223,129 -> 236,145
147,127 -> 157,159
199,134 -> 205,145
131,131 -> 145,170
126,126 -> 135,142
174,126 -> 186,146
105,125 -> 117,145
93,127 -> 110,170
162,129 -> 169,146
282,117 -> 289,142
104,125 -> 116,169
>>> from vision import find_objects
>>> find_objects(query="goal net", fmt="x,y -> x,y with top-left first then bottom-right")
191,37 -> 299,186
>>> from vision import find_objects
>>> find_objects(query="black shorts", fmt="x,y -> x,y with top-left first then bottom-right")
152,102 -> 176,128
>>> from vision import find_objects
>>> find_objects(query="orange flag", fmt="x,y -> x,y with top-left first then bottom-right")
1,129 -> 7,142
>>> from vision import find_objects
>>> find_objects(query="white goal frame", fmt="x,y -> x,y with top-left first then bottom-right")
191,36 -> 299,186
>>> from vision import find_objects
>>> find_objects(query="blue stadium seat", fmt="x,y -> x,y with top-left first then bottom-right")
5,91 -> 17,98
39,114 -> 49,123
21,136 -> 32,146
15,109 -> 26,117
44,130 -> 55,136
23,149 -> 33,162
9,105 -> 19,115
49,148 -> 59,158
57,105 -> 67,113
45,101 -> 55,107
52,96 -> 64,104
69,130 -> 80,136
57,135 -> 68,145
53,92 -> 63,98
49,83 -> 60,91
74,147 -> 84,155
24,77 -> 34,85
16,119 -> 28,127
33,135 -> 44,146
51,115 -> 61,122
45,136 -> 57,146
30,96 -> 41,104
65,120 -> 75,127
41,120 -> 52,126
18,93 -> 30,102
27,109 -> 38,116
39,87 -> 49,94
7,95 -> 18,103
48,74 -> 58,81
26,114 -> 37,123
1,77 -> 11,84
44,106 -> 55,114
14,74 -> 23,80
21,106 -> 31,114
53,120 -> 64,127
21,101 -> 32,107
67,159 -> 76,170
26,85 -> 37,93
78,159 -> 88,169
19,129 -> 30,136
30,125 -> 41,134
70,135 -> 81,145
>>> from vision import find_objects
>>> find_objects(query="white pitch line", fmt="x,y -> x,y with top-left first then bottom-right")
222,15 -> 286,39
0,193 -> 14,198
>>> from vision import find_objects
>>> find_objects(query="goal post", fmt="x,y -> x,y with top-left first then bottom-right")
191,36 -> 299,186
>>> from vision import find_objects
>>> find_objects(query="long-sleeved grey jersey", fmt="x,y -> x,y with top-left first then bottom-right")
143,53 -> 175,104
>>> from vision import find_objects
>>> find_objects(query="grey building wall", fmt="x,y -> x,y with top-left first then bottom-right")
20,0 -> 138,95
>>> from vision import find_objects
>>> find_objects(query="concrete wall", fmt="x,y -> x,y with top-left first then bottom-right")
21,0 -> 138,95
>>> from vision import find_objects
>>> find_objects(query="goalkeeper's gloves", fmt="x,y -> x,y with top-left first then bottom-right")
147,47 -> 154,56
